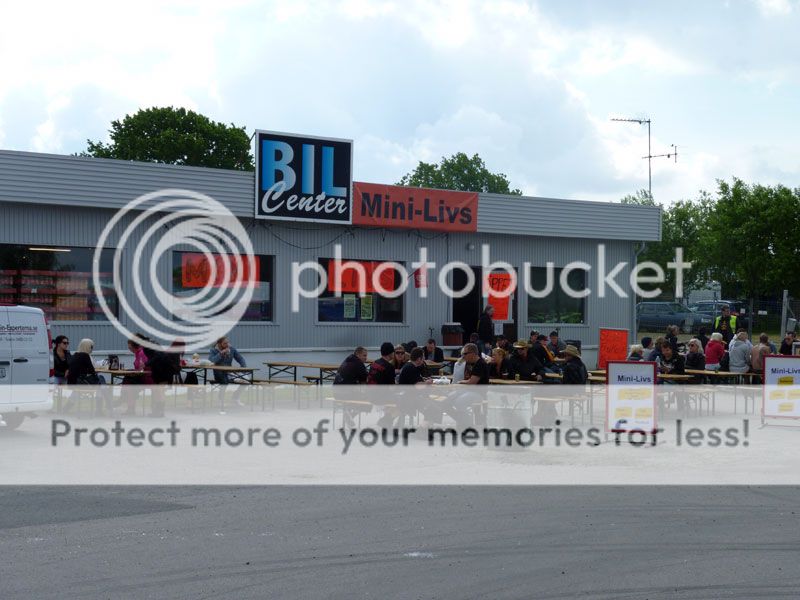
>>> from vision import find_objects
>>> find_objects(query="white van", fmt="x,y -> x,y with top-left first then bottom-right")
0,305 -> 53,430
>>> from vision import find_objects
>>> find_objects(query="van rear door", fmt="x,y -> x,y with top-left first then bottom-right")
8,307 -> 49,385
0,306 -> 10,386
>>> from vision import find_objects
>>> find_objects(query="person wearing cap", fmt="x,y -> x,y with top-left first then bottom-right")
546,331 -> 566,356
367,342 -> 397,385
561,345 -> 587,385
509,340 -> 544,382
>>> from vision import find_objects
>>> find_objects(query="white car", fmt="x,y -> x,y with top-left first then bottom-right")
0,305 -> 53,430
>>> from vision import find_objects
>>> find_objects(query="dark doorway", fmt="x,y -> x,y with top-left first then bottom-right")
452,267 -> 519,345
452,266 -> 482,345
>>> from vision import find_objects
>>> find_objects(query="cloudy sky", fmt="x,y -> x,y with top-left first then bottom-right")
1,0 -> 798,203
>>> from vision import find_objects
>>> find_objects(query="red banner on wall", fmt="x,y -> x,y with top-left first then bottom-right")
352,182 -> 478,232
598,328 -> 629,370
486,272 -> 514,321
327,259 -> 397,293
181,254 -> 259,288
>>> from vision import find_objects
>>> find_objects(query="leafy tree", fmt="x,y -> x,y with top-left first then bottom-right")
704,179 -> 800,299
397,152 -> 522,195
621,189 -> 711,297
84,107 -> 254,170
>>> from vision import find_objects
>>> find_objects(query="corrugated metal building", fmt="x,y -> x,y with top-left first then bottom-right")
0,149 -> 661,363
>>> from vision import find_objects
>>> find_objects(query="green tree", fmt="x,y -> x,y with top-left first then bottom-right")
397,152 -> 522,195
84,107 -> 254,170
704,179 -> 800,298
621,189 -> 711,297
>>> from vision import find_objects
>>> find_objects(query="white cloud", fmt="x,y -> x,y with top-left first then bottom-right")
755,0 -> 794,16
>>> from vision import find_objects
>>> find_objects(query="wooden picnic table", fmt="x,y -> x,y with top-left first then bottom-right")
489,378 -> 542,385
182,364 -> 257,385
95,368 -> 145,385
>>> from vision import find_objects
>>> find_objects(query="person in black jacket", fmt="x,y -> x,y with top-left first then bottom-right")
780,331 -> 797,355
657,341 -> 686,381
52,335 -> 71,385
423,338 -> 444,363
367,342 -> 396,385
334,347 -> 369,385
477,305 -> 495,354
509,340 -> 544,382
561,345 -> 588,385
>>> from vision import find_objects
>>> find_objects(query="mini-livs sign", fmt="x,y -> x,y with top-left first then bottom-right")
255,130 -> 353,224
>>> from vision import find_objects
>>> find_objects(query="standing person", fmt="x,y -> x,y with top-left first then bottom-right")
477,305 -> 495,354
209,336 -> 247,383
714,305 -> 737,345
147,342 -> 181,418
779,331 -> 796,355
52,335 -> 71,385
696,327 -> 710,351
422,338 -> 444,363
684,338 -> 706,371
509,340 -> 544,382
367,342 -> 396,385
333,346 -> 369,385
750,333 -> 772,381
728,331 -> 752,374
547,331 -> 566,356
561,345 -> 587,384
705,332 -> 726,370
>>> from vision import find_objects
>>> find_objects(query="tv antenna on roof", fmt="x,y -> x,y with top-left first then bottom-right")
610,117 -> 678,201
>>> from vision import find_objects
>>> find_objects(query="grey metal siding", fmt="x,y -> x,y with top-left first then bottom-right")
477,193 -> 662,241
1,150 -> 661,242
1,202 -> 637,352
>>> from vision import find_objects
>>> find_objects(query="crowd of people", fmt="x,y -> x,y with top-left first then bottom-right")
626,311 -> 798,382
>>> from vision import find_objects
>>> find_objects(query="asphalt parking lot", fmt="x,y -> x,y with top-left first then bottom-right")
2,486 -> 799,599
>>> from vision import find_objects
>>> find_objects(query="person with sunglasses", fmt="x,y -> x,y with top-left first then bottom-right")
458,343 -> 490,385
52,335 -> 71,385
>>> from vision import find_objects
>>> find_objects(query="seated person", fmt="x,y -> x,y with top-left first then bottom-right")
657,341 -> 685,380
423,338 -> 444,363
684,339 -> 706,371
509,340 -> 544,382
333,346 -> 368,385
367,343 -> 396,385
547,331 -> 566,356
458,343 -> 490,385
627,344 -> 645,361
561,345 -> 588,384
531,334 -> 558,371
209,336 -> 247,383
488,347 -> 512,380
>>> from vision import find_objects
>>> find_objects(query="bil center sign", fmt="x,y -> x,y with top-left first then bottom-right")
255,130 -> 353,224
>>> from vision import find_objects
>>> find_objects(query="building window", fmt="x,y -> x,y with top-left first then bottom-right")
172,252 -> 274,321
0,244 -> 118,321
317,258 -> 404,323
526,266 -> 586,324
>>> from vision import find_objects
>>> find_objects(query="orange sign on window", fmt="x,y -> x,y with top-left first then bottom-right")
181,254 -> 260,288
486,272 -> 514,321
598,328 -> 629,370
327,259 -> 397,293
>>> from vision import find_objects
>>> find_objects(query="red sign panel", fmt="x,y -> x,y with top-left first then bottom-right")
327,259 -> 397,293
352,182 -> 478,232
598,328 -> 629,370
181,254 -> 259,288
486,273 -> 514,321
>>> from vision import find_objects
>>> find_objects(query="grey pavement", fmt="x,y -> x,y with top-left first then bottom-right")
1,486 -> 800,599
